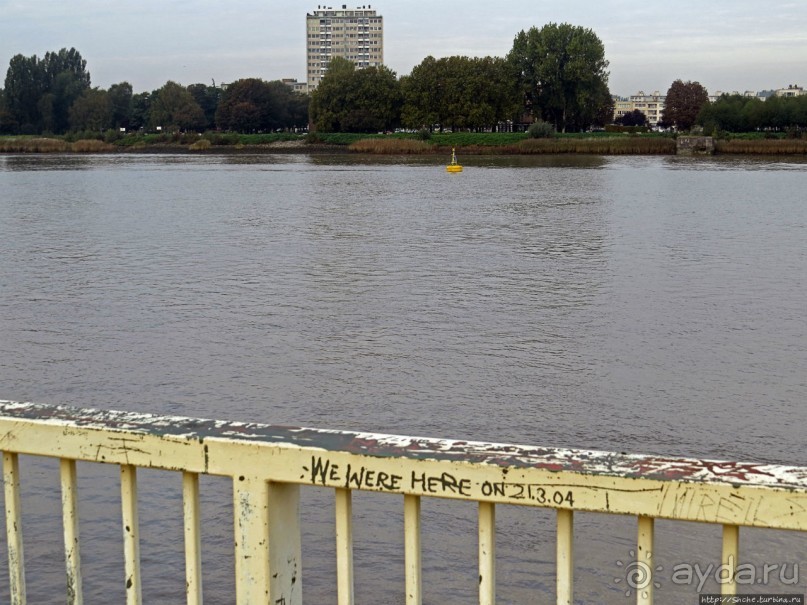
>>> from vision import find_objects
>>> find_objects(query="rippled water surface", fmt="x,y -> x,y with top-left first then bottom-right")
1,153 -> 806,603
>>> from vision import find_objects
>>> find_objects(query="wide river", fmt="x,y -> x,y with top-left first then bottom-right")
1,152 -> 806,603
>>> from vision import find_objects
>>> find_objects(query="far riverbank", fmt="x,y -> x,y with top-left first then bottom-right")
2,133 -> 807,155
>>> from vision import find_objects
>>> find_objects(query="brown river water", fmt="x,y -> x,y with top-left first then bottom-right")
1,153 -> 806,603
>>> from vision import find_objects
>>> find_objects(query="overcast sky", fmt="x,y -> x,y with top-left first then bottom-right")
1,1 -> 805,96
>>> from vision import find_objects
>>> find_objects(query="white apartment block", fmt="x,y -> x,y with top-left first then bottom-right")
306,5 -> 384,90
613,98 -> 633,118
282,78 -> 309,94
630,91 -> 665,126
775,85 -> 804,97
613,91 -> 666,127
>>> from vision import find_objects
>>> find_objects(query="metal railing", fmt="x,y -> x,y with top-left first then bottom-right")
2,399 -> 806,605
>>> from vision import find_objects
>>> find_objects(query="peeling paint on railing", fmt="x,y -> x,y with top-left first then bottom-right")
2,400 -> 806,490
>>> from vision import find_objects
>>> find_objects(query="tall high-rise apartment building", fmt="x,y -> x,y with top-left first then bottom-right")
306,5 -> 384,90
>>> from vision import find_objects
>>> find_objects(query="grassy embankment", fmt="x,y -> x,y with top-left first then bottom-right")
346,133 -> 676,155
300,131 -> 807,155
714,139 -> 807,154
0,132 -> 304,153
0,137 -> 115,153
2,131 -> 806,155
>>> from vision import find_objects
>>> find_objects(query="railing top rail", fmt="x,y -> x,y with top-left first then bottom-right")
2,399 -> 806,493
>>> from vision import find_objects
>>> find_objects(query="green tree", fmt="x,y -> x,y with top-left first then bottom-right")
68,88 -> 112,131
792,96 -> 807,130
526,119 -> 555,138
741,97 -> 769,131
108,82 -> 133,130
697,94 -> 750,133
217,78 -> 282,132
507,23 -> 611,132
286,90 -> 310,131
775,96 -> 799,130
592,84 -> 616,128
148,81 -> 205,131
38,92 -> 57,133
261,81 -> 309,131
342,64 -> 401,132
757,95 -> 785,131
129,91 -> 154,131
50,70 -> 90,132
188,82 -> 222,131
4,54 -> 44,132
215,79 -> 307,132
3,48 -> 91,134
308,57 -> 355,132
481,56 -> 524,130
400,56 -> 442,130
402,55 -> 520,132
40,48 -> 90,90
662,80 -> 709,131
618,109 -> 647,127
265,80 -> 293,130
310,58 -> 402,133
0,87 -> 14,133
42,48 -> 91,132
769,95 -> 806,130
567,77 -> 613,131
699,94 -> 807,133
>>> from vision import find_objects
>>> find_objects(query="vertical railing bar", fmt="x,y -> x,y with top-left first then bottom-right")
478,502 -> 496,605
722,525 -> 739,596
60,459 -> 83,605
335,488 -> 355,605
556,509 -> 573,605
3,452 -> 27,605
120,464 -> 142,605
233,476 -> 271,605
637,516 -> 654,605
404,494 -> 422,605
266,482 -> 302,605
182,472 -> 203,605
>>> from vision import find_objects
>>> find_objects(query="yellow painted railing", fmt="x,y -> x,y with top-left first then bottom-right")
2,400 -> 807,605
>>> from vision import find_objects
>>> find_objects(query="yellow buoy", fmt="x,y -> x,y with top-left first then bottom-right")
446,147 -> 463,173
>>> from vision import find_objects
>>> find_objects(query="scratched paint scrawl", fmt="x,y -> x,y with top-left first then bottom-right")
304,455 -> 576,505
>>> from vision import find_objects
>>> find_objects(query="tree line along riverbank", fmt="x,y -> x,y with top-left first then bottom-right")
2,132 -> 807,155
